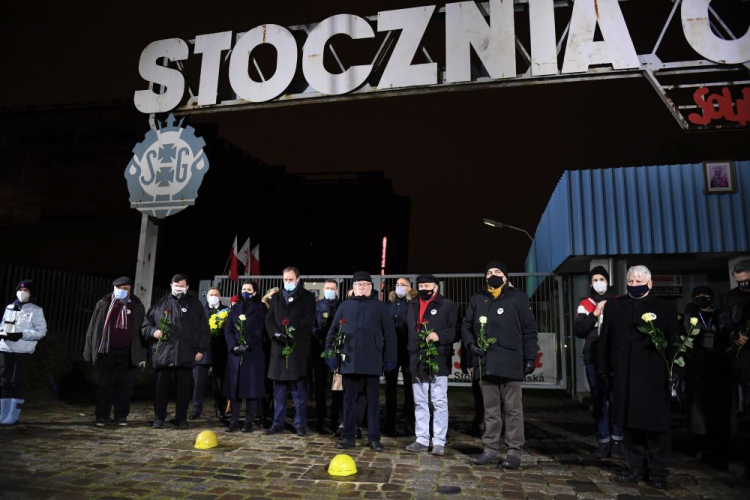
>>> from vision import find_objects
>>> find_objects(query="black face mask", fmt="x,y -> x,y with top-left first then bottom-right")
694,296 -> 712,309
627,284 -> 649,298
419,289 -> 435,301
738,281 -> 750,293
487,275 -> 505,289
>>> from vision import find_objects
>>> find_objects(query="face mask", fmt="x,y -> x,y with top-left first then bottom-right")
694,296 -> 711,309
284,282 -> 297,292
172,285 -> 187,297
592,281 -> 608,294
487,275 -> 505,289
419,289 -> 435,301
738,280 -> 750,293
395,285 -> 407,298
207,295 -> 220,307
627,284 -> 649,298
113,288 -> 129,300
324,289 -> 336,300
16,291 -> 30,303
241,291 -> 253,300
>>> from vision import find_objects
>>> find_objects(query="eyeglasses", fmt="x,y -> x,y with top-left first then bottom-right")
353,282 -> 372,287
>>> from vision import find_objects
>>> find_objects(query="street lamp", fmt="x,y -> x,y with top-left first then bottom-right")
482,218 -> 534,243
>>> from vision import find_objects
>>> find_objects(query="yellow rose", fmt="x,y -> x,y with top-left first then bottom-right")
479,316 -> 487,325
690,317 -> 698,327
641,313 -> 654,323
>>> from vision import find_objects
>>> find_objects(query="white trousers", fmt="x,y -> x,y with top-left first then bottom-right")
412,376 -> 448,447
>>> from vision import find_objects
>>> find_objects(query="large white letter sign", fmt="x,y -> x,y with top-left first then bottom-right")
194,31 -> 233,106
377,5 -> 437,88
228,25 -> 298,102
561,0 -> 640,74
445,0 -> 516,83
528,0 -> 558,76
134,39 -> 189,113
303,14 -> 375,95
682,0 -> 750,64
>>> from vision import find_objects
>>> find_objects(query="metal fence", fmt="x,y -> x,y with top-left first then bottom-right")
0,264 -> 168,357
213,273 -> 567,390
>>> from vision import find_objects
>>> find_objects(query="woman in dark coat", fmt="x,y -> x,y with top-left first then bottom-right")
223,281 -> 267,432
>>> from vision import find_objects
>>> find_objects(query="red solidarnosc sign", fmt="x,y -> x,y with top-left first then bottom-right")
688,86 -> 750,127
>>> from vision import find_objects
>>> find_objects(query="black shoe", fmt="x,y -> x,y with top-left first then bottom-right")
296,427 -> 308,437
647,477 -> 667,489
610,440 -> 625,460
241,421 -> 253,433
369,440 -> 384,452
188,412 -> 200,420
214,408 -> 226,420
152,420 -> 165,429
501,455 -> 521,469
225,421 -> 240,433
333,425 -> 344,438
471,451 -> 501,465
617,469 -> 645,483
178,420 -> 189,430
592,441 -> 611,458
94,418 -> 106,427
115,418 -> 128,427
264,426 -> 284,435
336,439 -> 356,449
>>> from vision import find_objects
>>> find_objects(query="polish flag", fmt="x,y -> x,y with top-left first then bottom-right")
228,236 -> 239,282
237,238 -> 251,271
250,244 -> 260,276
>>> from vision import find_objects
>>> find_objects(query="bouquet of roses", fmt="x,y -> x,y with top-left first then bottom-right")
418,319 -> 439,379
322,318 -> 347,364
155,309 -> 172,356
209,309 -> 230,337
281,318 -> 296,369
475,315 -> 496,381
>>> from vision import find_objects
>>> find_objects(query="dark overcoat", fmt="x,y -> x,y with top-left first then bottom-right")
223,299 -> 267,400
461,287 -> 539,381
313,297 -> 341,357
265,286 -> 316,381
199,304 -> 229,371
596,293 -> 679,433
406,294 -> 458,381
327,294 -> 397,376
388,296 -> 411,366
84,293 -> 147,366
141,293 -> 210,369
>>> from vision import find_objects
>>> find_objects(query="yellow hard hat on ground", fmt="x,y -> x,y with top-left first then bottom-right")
194,430 -> 218,450
328,454 -> 357,476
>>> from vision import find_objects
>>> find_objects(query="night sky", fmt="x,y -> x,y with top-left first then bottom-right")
2,1 -> 749,275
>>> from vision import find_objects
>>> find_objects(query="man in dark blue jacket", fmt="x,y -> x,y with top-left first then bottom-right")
384,277 -> 416,436
326,271 -> 397,451
312,279 -> 341,432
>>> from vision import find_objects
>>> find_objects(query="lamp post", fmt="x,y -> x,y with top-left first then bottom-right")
482,218 -> 534,244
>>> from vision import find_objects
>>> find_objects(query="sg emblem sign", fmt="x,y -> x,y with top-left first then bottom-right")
124,114 -> 209,218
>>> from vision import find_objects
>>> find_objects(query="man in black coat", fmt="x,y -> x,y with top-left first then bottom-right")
719,259 -> 750,407
84,276 -> 147,427
404,274 -> 457,456
326,271 -> 397,451
462,262 -> 538,469
142,274 -> 209,430
597,265 -> 680,489
264,266 -> 316,436
384,277 -> 416,436
311,279 -> 341,433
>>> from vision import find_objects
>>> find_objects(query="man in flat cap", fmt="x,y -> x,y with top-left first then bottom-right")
84,277 -> 147,426
404,274 -> 457,456
462,262 -> 539,468
326,271 -> 397,451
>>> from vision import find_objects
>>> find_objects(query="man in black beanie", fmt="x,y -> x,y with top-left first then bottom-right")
462,262 -> 539,468
326,271 -> 397,451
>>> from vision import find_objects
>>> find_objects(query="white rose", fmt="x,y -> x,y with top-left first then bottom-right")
479,316 -> 487,325
239,314 -> 247,321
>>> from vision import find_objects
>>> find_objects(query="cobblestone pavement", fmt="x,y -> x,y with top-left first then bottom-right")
0,389 -> 748,499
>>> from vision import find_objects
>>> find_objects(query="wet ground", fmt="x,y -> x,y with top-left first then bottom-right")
0,388 -> 748,499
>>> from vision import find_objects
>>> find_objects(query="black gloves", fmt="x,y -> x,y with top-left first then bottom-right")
3,331 -> 22,342
470,344 -> 486,358
272,332 -> 289,344
233,345 -> 248,354
524,359 -> 535,375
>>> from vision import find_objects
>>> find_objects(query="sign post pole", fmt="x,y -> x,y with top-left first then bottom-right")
134,214 -> 159,309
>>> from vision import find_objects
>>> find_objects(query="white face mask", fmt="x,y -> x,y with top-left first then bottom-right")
172,285 -> 187,296
16,290 -> 30,303
592,281 -> 608,294
207,295 -> 220,307
395,285 -> 407,298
